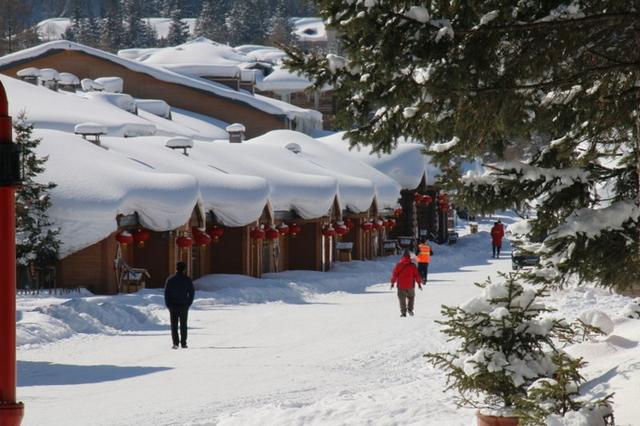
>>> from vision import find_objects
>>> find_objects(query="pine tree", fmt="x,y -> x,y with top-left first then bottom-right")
286,1 -> 640,292
267,1 -> 294,47
62,0 -> 83,42
194,0 -> 229,43
167,2 -> 190,46
123,0 -> 145,48
100,0 -> 125,51
14,112 -> 60,271
226,0 -> 267,46
424,273 -> 613,423
78,11 -> 101,47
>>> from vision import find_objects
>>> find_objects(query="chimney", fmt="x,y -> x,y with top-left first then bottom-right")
165,136 -> 194,156
16,67 -> 40,85
226,123 -> 246,143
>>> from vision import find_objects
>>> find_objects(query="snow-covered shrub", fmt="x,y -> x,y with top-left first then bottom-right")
425,273 -> 613,422
516,351 -> 614,425
425,273 -> 573,412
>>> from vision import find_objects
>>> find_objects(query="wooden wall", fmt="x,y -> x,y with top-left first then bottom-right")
288,222 -> 322,271
208,226 -> 249,275
56,232 -> 118,294
0,50 -> 287,138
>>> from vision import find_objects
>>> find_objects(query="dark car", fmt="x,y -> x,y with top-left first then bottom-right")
511,250 -> 540,270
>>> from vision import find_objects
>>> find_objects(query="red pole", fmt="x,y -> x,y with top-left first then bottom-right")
0,81 -> 24,425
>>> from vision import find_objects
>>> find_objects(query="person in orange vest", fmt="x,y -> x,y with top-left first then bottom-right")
415,238 -> 434,283
390,249 -> 423,317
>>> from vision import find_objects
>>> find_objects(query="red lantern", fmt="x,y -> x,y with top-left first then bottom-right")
385,218 -> 396,228
361,221 -> 373,232
414,193 -> 423,203
176,235 -> 193,248
207,225 -> 224,242
132,228 -> 150,247
193,229 -> 211,247
265,227 -> 280,240
289,223 -> 302,237
334,222 -> 349,236
372,219 -> 384,231
322,225 -> 335,237
393,208 -> 403,217
115,230 -> 133,245
277,223 -> 289,235
250,228 -> 265,240
344,218 -> 354,230
422,195 -> 433,205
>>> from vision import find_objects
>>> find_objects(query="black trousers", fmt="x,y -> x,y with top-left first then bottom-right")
169,305 -> 189,346
418,262 -> 429,282
492,243 -> 502,258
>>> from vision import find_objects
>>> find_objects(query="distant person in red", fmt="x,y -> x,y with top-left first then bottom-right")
491,220 -> 505,258
390,249 -> 423,317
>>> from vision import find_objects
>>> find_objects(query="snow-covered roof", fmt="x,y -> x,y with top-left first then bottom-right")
101,136 -> 270,227
0,74 -> 157,137
137,38 -> 258,78
34,129 -> 199,257
0,41 -> 322,128
256,66 -> 315,93
248,130 -> 401,211
190,141 -> 339,218
293,18 -> 327,43
318,132 -> 440,190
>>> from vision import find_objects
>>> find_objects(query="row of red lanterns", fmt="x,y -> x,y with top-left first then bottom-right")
116,216 -> 399,247
414,193 -> 433,205
115,228 -> 150,247
250,223 -> 303,241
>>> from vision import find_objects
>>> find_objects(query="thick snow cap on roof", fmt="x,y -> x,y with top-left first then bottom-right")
190,142 -> 339,219
319,131 -> 440,190
0,74 -> 156,137
139,38 -> 258,78
293,18 -> 327,43
101,136 -> 270,227
33,129 -> 199,257
256,66 -> 315,93
0,41 -> 322,130
248,130 -> 401,212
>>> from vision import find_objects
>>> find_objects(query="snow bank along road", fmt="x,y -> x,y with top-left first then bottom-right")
16,218 -> 639,425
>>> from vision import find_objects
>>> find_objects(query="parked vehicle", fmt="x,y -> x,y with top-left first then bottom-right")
511,250 -> 540,270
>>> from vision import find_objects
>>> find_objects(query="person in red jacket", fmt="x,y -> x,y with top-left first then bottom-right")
390,249 -> 423,317
490,220 -> 505,258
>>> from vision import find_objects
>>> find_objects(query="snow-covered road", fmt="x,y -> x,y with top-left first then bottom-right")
16,217 -> 640,425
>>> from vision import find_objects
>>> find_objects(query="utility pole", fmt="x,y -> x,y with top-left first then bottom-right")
0,81 -> 24,425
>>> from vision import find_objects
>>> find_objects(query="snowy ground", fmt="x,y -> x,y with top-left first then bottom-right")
16,216 -> 640,425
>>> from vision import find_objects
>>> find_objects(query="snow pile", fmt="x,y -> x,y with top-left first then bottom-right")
577,310 -> 614,335
622,298 -> 640,319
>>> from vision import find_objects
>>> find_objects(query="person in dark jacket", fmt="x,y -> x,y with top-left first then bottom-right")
164,261 -> 195,349
390,249 -> 423,317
